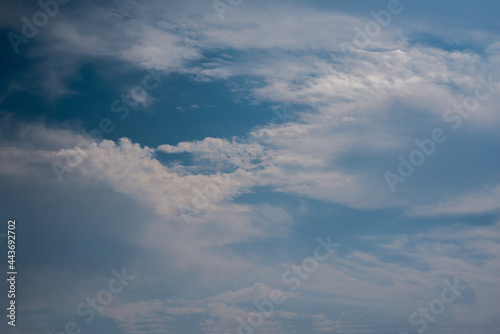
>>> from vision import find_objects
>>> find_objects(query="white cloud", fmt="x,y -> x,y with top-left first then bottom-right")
97,221 -> 500,333
411,184 -> 500,216
102,283 -> 356,334
2,121 -> 500,332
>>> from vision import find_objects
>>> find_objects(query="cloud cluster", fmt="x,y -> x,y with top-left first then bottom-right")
2,0 -> 500,333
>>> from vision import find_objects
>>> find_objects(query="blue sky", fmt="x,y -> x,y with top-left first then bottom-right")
1,0 -> 500,333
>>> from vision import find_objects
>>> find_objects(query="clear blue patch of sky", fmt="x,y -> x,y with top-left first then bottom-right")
0,40 -> 293,148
